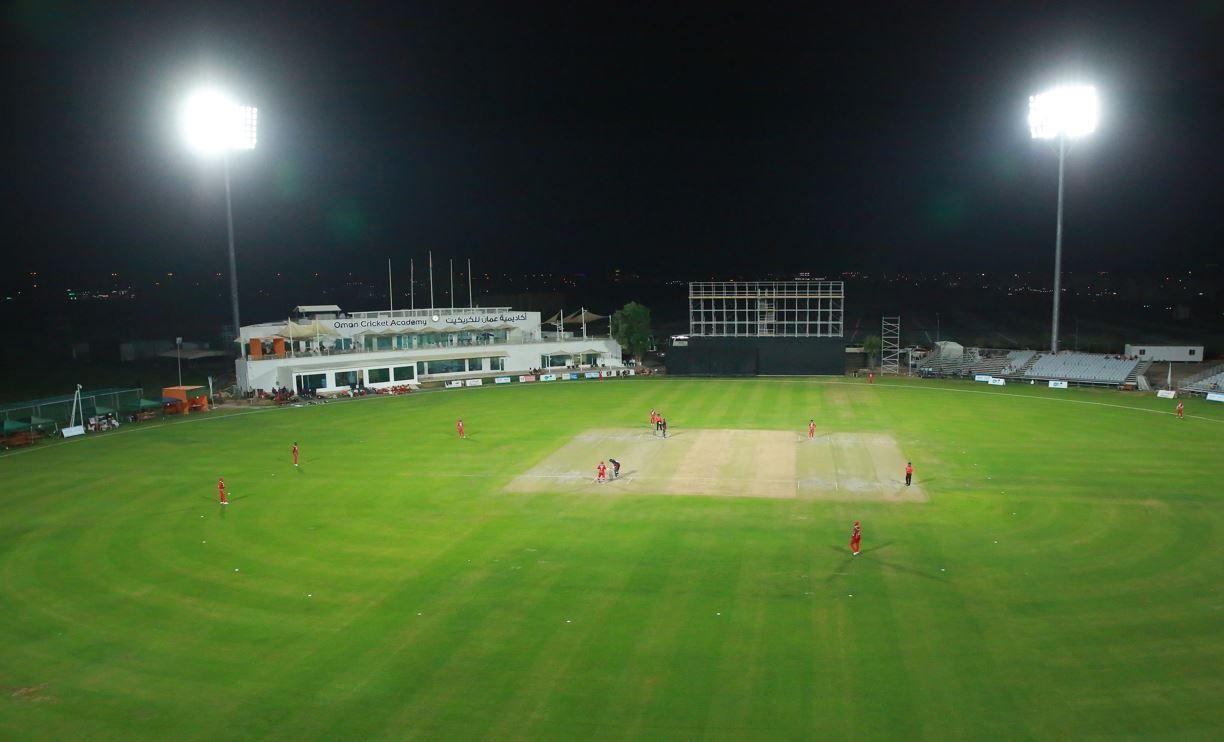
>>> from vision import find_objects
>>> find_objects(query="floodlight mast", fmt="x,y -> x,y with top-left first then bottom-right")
1029,85 -> 1098,352
181,90 -> 258,355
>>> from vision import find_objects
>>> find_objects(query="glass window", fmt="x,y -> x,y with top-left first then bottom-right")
393,365 -> 415,381
334,370 -> 358,387
368,367 -> 390,383
1189,348 -> 1196,356
490,357 -> 504,371
298,373 -> 327,391
376,335 -> 393,351
427,359 -> 465,374
466,358 -> 484,372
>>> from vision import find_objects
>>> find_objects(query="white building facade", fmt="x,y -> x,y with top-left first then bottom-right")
1123,344 -> 1204,363
235,305 -> 623,393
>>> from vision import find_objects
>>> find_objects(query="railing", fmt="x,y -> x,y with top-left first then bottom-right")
246,334 -> 614,361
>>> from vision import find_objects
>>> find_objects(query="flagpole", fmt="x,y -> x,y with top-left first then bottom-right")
388,258 -> 394,314
449,259 -> 454,309
468,258 -> 473,308
410,258 -> 415,310
429,251 -> 435,309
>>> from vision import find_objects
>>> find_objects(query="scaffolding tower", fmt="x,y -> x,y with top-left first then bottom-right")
881,316 -> 901,374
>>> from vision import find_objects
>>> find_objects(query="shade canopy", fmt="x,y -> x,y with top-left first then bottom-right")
275,321 -> 338,339
3,418 -> 31,434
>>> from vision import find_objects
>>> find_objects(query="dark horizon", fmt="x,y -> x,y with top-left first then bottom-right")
4,1 -> 1224,285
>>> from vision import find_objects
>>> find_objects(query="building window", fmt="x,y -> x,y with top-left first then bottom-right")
393,365 -> 415,381
490,357 -> 504,371
334,370 -> 359,387
376,336 -> 393,351
368,367 -> 390,383
466,358 -> 484,372
427,359 -> 465,374
1189,348 -> 1196,356
298,373 -> 327,391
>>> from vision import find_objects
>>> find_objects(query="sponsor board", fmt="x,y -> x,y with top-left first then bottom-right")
565,373 -> 579,381
974,374 -> 993,383
539,374 -> 557,382
1207,392 -> 1224,403
464,379 -> 483,387
62,425 -> 86,438
1156,389 -> 1177,399
444,380 -> 464,389
494,376 -> 512,384
988,378 -> 1006,386
518,375 -> 536,383
584,371 -> 601,379
627,369 -> 635,376
1048,380 -> 1068,389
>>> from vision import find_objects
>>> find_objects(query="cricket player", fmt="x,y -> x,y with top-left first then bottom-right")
655,412 -> 663,436
292,442 -> 300,466
596,461 -> 607,483
457,418 -> 465,438
218,477 -> 229,506
808,419 -> 816,439
1177,401 -> 1184,419
650,409 -> 657,431
660,417 -> 668,439
609,458 -> 621,478
850,521 -> 861,555
905,461 -> 913,486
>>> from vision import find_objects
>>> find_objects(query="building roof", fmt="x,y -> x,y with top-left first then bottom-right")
294,305 -> 343,314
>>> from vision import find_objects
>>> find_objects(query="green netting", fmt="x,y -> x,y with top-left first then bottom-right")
0,388 -> 144,426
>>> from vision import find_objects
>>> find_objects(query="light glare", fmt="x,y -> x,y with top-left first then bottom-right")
181,90 -> 258,154
1029,85 -> 1098,139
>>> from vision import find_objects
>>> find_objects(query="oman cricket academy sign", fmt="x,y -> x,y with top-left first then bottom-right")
327,312 -> 533,338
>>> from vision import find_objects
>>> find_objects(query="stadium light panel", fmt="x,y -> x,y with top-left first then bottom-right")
1029,85 -> 1098,140
181,89 -> 258,154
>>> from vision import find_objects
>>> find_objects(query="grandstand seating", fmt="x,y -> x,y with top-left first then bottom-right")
1021,353 -> 1140,385
1179,362 -> 1224,395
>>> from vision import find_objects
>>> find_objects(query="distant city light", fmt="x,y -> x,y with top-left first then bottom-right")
180,89 -> 258,154
1029,85 -> 1098,140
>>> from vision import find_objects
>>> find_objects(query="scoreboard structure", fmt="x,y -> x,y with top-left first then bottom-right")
688,281 -> 844,338
669,281 -> 846,376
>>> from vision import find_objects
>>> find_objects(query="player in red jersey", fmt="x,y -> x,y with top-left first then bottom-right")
1176,401 -> 1184,419
905,461 -> 914,486
457,418 -> 465,438
850,521 -> 861,555
218,477 -> 229,505
808,419 -> 816,439
650,409 -> 658,433
596,461 -> 607,483
292,442 -> 300,466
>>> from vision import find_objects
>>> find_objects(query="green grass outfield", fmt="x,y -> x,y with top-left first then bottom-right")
2,377 -> 1223,740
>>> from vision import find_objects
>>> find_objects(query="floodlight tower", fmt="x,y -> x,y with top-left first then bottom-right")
180,89 -> 258,350
1029,84 -> 1098,352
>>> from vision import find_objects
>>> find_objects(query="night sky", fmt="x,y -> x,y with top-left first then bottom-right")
4,0 -> 1223,284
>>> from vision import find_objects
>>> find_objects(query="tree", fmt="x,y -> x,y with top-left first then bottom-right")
611,301 -> 652,364
863,335 -> 882,368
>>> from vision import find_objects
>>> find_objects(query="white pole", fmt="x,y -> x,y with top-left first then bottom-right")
449,259 -> 454,309
468,258 -> 473,308
1051,134 -> 1066,352
581,307 -> 587,339
410,258 -> 415,310
429,251 -> 435,309
388,258 -> 394,314
558,307 -> 563,340
176,337 -> 183,386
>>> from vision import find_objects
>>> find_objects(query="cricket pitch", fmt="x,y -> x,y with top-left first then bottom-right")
505,428 -> 927,502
